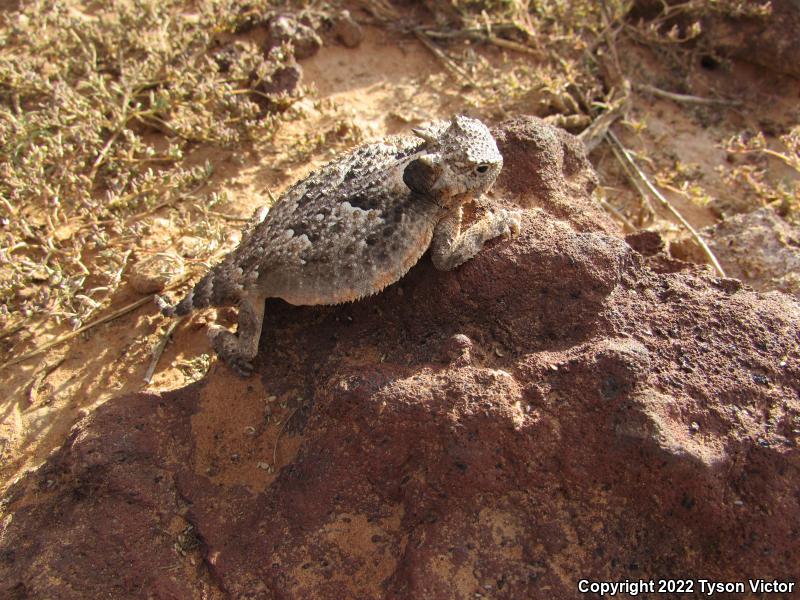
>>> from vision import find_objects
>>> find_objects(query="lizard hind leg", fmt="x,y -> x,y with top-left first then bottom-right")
208,292 -> 266,377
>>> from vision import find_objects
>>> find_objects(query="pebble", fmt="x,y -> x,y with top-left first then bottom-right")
265,15 -> 322,59
128,253 -> 185,294
331,10 -> 363,48
178,235 -> 216,258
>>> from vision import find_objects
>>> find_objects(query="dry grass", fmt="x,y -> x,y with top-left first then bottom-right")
723,127 -> 800,221
0,0 -> 295,333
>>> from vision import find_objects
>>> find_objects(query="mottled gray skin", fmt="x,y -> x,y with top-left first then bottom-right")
158,116 -> 522,375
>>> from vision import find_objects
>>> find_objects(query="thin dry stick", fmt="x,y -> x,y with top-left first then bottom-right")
0,322 -> 26,341
272,405 -> 300,467
481,33 -> 541,56
728,146 -> 800,170
356,0 -> 400,21
424,27 -> 540,55
143,317 -> 181,383
202,209 -> 250,222
606,134 -> 657,224
0,273 -> 195,370
88,90 -> 130,182
599,198 -> 636,231
606,131 -> 727,277
27,356 -> 67,404
413,29 -> 476,86
578,96 -> 628,153
636,83 -> 741,107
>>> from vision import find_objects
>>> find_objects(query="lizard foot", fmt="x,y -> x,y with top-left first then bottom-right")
494,208 -> 523,238
208,324 -> 255,378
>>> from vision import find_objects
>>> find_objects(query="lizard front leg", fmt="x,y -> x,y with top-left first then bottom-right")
430,205 -> 522,271
208,291 -> 266,377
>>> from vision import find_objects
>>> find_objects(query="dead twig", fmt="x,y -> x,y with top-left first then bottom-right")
27,356 -> 67,404
606,131 -> 726,277
0,321 -> 26,341
413,29 -> 476,86
483,33 -> 542,56
202,209 -> 250,222
88,90 -> 130,182
606,131 -> 657,225
143,317 -> 181,383
0,273 -> 195,370
355,0 -> 400,21
599,198 -> 637,231
578,93 -> 629,153
423,28 -> 542,57
635,83 -> 741,107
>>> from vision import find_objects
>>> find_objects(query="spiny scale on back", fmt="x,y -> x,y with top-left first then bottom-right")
157,115 -> 522,375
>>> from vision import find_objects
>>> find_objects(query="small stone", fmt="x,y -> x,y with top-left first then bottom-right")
253,60 -> 303,107
128,253 -> 185,294
690,421 -> 700,433
330,10 -> 363,48
445,334 -> 473,365
265,15 -> 322,59
178,236 -> 216,259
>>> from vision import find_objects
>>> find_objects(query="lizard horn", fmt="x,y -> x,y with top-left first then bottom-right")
412,125 -> 438,144
416,153 -> 440,168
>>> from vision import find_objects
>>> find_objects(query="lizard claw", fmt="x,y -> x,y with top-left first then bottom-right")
208,325 -> 255,377
496,209 -> 523,238
228,358 -> 254,378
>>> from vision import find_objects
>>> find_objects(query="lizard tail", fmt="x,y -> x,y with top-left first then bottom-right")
156,271 -> 217,318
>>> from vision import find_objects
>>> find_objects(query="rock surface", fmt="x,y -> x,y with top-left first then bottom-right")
328,11 -> 364,49
2,117 -> 799,599
264,15 -> 323,60
671,207 -> 800,298
702,0 -> 800,80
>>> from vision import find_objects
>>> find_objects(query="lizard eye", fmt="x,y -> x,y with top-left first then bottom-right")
475,164 -> 490,174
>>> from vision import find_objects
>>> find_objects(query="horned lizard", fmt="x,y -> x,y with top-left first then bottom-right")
157,115 -> 521,376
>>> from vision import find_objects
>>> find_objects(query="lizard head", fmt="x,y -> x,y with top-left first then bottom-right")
404,116 -> 503,206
